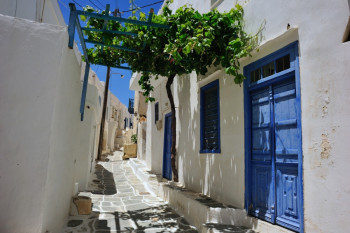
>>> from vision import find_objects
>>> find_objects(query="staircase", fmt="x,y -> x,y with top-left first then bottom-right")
128,158 -> 258,233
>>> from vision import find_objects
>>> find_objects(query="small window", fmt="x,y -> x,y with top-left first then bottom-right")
200,80 -> 221,153
155,102 -> 159,124
262,61 -> 275,78
250,53 -> 291,84
251,69 -> 261,83
276,54 -> 290,72
98,96 -> 101,106
124,117 -> 128,129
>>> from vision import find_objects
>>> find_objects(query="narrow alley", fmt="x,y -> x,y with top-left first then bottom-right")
63,151 -> 198,233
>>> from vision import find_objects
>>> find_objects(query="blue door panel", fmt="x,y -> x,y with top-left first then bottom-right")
274,81 -> 299,164
251,88 -> 271,162
249,78 -> 301,231
276,165 -> 300,231
163,113 -> 172,180
251,163 -> 274,222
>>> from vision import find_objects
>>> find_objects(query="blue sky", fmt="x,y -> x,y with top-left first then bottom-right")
57,0 -> 165,106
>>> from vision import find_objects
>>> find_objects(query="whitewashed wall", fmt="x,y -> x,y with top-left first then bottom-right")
145,80 -> 174,174
0,14 -> 97,232
0,0 -> 65,26
74,83 -> 100,191
142,0 -> 350,232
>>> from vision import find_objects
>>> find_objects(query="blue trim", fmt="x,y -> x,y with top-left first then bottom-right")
162,112 -> 172,180
68,4 -> 77,49
76,16 -> 89,63
80,62 -> 90,121
81,27 -> 138,37
76,10 -> 170,29
85,40 -> 142,53
243,41 -> 304,232
100,4 -> 110,54
294,43 -> 304,233
143,10 -> 154,49
200,79 -> 221,153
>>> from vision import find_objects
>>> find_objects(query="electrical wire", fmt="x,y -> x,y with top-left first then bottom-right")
121,0 -> 164,13
88,0 -> 102,10
94,0 -> 105,8
72,0 -> 83,8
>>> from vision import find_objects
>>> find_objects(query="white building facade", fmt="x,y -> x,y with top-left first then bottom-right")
0,0 -> 131,232
130,0 -> 350,232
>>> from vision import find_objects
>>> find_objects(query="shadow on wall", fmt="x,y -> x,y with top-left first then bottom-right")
177,71 -> 246,208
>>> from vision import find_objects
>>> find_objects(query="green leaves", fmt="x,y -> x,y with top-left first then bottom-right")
82,3 -> 255,101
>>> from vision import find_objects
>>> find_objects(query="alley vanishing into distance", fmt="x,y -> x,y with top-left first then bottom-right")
63,151 -> 198,233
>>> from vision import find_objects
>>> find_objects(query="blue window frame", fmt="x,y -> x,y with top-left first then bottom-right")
155,102 -> 159,124
200,79 -> 221,153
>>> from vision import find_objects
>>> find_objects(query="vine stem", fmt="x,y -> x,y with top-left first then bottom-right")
165,73 -> 178,182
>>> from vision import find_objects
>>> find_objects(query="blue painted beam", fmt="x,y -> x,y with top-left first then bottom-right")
93,63 -> 132,70
143,8 -> 154,49
100,4 -> 110,54
68,3 -> 77,48
81,27 -> 138,37
80,62 -> 90,121
75,15 -> 89,62
76,10 -> 170,29
85,40 -> 142,53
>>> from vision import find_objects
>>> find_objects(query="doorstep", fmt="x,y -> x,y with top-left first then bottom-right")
128,158 -> 294,233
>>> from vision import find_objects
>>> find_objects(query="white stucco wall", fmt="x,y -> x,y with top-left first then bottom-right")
143,0 -> 350,232
145,81 -> 174,175
0,15 -> 61,233
74,84 -> 100,191
0,0 -> 65,26
0,14 -> 97,232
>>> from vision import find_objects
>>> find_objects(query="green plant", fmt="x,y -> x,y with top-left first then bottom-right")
81,1 -> 255,181
131,134 -> 137,144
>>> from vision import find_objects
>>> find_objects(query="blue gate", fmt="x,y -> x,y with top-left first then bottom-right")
163,113 -> 172,180
244,42 -> 303,232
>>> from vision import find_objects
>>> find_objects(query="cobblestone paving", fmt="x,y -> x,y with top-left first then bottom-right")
63,151 -> 198,233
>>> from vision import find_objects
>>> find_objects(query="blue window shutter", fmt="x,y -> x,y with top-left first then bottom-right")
200,79 -> 221,153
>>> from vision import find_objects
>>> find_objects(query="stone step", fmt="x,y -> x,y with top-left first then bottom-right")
128,158 -> 256,233
128,158 -> 164,196
203,223 -> 255,233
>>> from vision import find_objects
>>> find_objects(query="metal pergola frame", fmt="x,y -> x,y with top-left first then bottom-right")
67,3 -> 169,121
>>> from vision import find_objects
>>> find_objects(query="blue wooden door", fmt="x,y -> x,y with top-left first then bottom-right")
162,113 -> 172,180
248,78 -> 302,232
274,80 -> 301,231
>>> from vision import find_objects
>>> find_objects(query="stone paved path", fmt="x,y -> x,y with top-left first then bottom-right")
63,151 -> 198,233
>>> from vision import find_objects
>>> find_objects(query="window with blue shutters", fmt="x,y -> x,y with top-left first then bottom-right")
200,79 -> 221,153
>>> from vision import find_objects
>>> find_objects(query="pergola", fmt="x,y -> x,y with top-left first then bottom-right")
67,3 -> 169,160
67,3 -> 169,121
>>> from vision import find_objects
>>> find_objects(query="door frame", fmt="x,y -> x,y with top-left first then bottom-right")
162,112 -> 172,180
243,41 -> 304,232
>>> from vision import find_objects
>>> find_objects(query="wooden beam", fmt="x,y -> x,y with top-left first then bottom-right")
80,63 -> 90,121
76,10 -> 170,29
100,4 -> 110,54
85,40 -> 142,53
68,3 -> 77,49
81,27 -> 138,37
